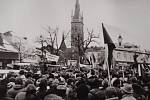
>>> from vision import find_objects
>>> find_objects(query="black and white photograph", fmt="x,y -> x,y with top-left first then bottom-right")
0,0 -> 150,100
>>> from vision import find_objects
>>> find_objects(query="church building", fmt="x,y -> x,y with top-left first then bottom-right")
70,0 -> 84,60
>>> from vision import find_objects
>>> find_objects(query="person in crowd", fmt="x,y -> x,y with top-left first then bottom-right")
7,77 -> 25,98
121,84 -> 137,100
56,77 -> 67,99
105,86 -> 119,100
44,94 -> 64,100
88,78 -> 104,100
132,83 -> 146,100
18,70 -> 26,82
36,78 -> 48,100
143,83 -> 150,100
0,84 -> 13,100
112,78 -> 123,99
15,84 -> 40,100
66,78 -> 76,100
76,84 -> 90,100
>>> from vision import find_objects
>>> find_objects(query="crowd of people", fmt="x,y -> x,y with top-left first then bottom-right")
0,66 -> 150,100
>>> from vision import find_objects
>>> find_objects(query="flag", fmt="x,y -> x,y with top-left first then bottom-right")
59,34 -> 67,53
102,23 -> 116,69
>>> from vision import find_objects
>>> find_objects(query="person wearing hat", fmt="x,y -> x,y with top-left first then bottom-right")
121,84 -> 137,100
105,86 -> 119,100
15,84 -> 40,100
0,84 -> 13,100
7,77 -> 25,98
56,77 -> 67,99
44,94 -> 64,100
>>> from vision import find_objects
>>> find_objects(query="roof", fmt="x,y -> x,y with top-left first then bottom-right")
0,38 -> 18,52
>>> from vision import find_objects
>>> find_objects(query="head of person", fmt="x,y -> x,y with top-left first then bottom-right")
105,87 -> 119,99
25,84 -> 37,100
44,94 -> 64,100
15,77 -> 23,85
26,84 -> 36,94
25,79 -> 34,87
39,78 -> 47,91
122,84 -> 133,95
0,85 -> 7,97
102,79 -> 109,89
19,70 -> 25,75
112,78 -> 121,88
132,83 -> 143,94
76,84 -> 89,100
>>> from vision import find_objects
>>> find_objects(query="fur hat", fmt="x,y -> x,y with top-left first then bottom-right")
122,84 -> 133,94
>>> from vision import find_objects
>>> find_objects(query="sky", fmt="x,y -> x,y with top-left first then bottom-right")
0,0 -> 150,49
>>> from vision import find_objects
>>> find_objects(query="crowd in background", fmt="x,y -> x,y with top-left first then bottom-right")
0,66 -> 150,100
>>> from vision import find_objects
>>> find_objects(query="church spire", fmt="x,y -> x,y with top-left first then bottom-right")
74,0 -> 80,19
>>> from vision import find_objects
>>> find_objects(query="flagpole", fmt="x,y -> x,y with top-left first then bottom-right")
102,23 -> 116,87
104,44 -> 111,86
106,60 -> 111,87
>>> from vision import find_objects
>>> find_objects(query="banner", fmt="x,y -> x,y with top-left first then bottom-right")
68,60 -> 77,66
46,53 -> 59,62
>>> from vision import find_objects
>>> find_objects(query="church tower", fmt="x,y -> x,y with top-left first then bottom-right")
71,0 -> 84,59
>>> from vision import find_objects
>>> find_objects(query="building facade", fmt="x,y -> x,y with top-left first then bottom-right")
0,33 -> 19,69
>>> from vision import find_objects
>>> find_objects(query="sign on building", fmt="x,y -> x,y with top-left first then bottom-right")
113,50 -> 150,63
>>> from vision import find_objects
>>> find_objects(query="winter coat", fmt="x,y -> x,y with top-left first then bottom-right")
121,94 -> 137,100
15,91 -> 40,100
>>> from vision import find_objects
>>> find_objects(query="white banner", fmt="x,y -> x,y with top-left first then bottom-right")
46,53 -> 59,62
68,60 -> 77,66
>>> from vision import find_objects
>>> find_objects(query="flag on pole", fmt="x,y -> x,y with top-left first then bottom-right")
102,23 -> 116,70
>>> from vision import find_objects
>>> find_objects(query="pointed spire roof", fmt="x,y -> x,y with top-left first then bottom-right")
74,0 -> 80,19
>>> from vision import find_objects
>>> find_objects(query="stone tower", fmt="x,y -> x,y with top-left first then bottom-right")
71,0 -> 84,60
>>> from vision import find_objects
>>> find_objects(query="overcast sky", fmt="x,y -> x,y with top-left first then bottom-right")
0,0 -> 150,49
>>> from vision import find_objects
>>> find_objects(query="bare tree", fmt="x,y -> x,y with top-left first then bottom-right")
35,27 -> 69,56
83,29 -> 99,53
74,28 -> 99,57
